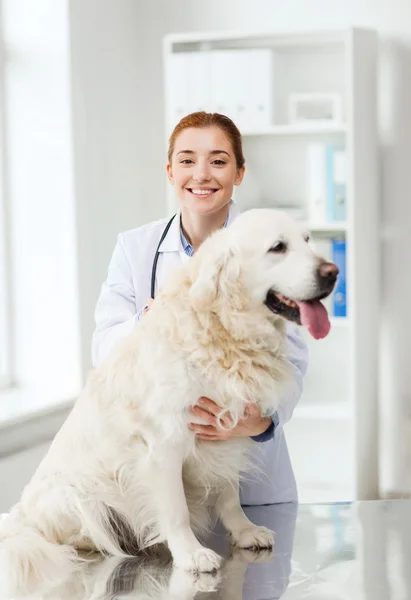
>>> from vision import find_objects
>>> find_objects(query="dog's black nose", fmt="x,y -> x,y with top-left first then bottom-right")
318,261 -> 339,284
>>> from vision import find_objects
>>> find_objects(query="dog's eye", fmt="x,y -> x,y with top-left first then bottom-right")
269,241 -> 287,254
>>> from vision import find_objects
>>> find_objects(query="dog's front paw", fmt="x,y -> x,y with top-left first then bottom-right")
230,545 -> 274,563
175,548 -> 224,573
193,570 -> 222,593
231,525 -> 274,550
168,567 -> 221,596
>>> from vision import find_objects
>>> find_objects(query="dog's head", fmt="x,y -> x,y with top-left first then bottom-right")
189,208 -> 338,339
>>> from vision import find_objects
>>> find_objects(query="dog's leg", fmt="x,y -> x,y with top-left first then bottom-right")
152,445 -> 223,573
215,480 -> 274,550
215,551 -> 248,600
167,567 -> 221,599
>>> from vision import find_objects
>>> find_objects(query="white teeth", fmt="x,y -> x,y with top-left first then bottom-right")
277,294 -> 297,308
191,189 -> 214,195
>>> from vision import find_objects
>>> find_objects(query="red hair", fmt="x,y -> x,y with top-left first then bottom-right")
168,112 -> 245,169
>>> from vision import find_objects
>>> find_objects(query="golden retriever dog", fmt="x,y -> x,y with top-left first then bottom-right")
0,209 -> 337,597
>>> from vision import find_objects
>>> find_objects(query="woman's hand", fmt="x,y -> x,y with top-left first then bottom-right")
189,397 -> 272,441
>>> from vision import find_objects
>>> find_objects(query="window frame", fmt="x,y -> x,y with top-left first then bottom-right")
0,189 -> 11,389
0,37 -> 12,390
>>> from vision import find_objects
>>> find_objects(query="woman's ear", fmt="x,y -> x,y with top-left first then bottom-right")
234,165 -> 246,186
166,163 -> 174,184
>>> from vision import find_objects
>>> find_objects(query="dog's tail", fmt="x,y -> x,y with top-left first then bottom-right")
0,505 -> 79,598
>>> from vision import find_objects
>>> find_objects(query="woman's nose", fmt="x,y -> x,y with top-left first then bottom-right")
192,164 -> 211,182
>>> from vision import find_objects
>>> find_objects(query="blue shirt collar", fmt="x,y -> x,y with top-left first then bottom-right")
180,212 -> 229,256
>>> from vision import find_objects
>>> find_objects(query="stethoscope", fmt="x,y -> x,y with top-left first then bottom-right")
150,214 -> 176,299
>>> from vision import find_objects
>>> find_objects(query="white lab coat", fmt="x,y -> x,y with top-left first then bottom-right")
92,202 -> 308,505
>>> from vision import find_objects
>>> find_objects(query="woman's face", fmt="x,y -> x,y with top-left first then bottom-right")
167,126 -> 245,217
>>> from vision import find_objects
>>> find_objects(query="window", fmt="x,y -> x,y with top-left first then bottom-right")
0,189 -> 11,389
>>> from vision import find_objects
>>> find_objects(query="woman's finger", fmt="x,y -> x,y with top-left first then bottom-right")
189,424 -> 218,435
197,397 -> 222,416
243,403 -> 261,419
218,412 -> 234,428
198,398 -> 234,428
190,407 -> 217,426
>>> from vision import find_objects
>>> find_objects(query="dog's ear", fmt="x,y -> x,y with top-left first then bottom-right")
189,245 -> 240,312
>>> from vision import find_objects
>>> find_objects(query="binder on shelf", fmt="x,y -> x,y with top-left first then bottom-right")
331,239 -> 347,317
167,52 -> 213,131
186,52 -> 212,114
167,49 -> 274,132
326,145 -> 347,222
307,143 -> 327,222
307,143 -> 347,223
311,237 -> 347,318
210,49 -> 273,130
210,49 -> 248,128
311,238 -> 333,315
248,49 -> 274,129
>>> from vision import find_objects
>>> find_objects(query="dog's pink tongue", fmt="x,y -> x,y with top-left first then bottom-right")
296,300 -> 331,339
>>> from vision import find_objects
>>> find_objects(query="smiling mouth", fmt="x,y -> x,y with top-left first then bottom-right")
186,188 -> 219,197
265,289 -> 333,340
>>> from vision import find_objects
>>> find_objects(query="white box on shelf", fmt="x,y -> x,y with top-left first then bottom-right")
288,92 -> 343,125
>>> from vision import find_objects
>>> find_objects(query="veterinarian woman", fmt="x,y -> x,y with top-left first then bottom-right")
92,111 -> 308,506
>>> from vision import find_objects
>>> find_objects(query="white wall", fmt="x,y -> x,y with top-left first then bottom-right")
69,1 -> 168,378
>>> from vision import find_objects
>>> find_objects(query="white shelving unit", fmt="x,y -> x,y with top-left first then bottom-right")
163,28 -> 379,502
241,124 -> 347,137
303,221 -> 348,232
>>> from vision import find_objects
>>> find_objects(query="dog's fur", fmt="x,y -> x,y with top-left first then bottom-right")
0,209 -> 334,597
35,546 -> 272,600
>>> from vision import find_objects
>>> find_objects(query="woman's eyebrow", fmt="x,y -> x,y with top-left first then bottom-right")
176,149 -> 231,156
177,149 -> 195,155
210,150 -> 230,156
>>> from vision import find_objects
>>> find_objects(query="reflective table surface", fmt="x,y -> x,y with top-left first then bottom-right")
5,499 -> 411,599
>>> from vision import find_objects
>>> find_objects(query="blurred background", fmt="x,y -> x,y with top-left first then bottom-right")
0,0 -> 410,512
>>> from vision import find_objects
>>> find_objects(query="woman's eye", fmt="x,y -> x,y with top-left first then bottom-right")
268,241 -> 287,253
212,160 -> 226,165
180,159 -> 193,164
